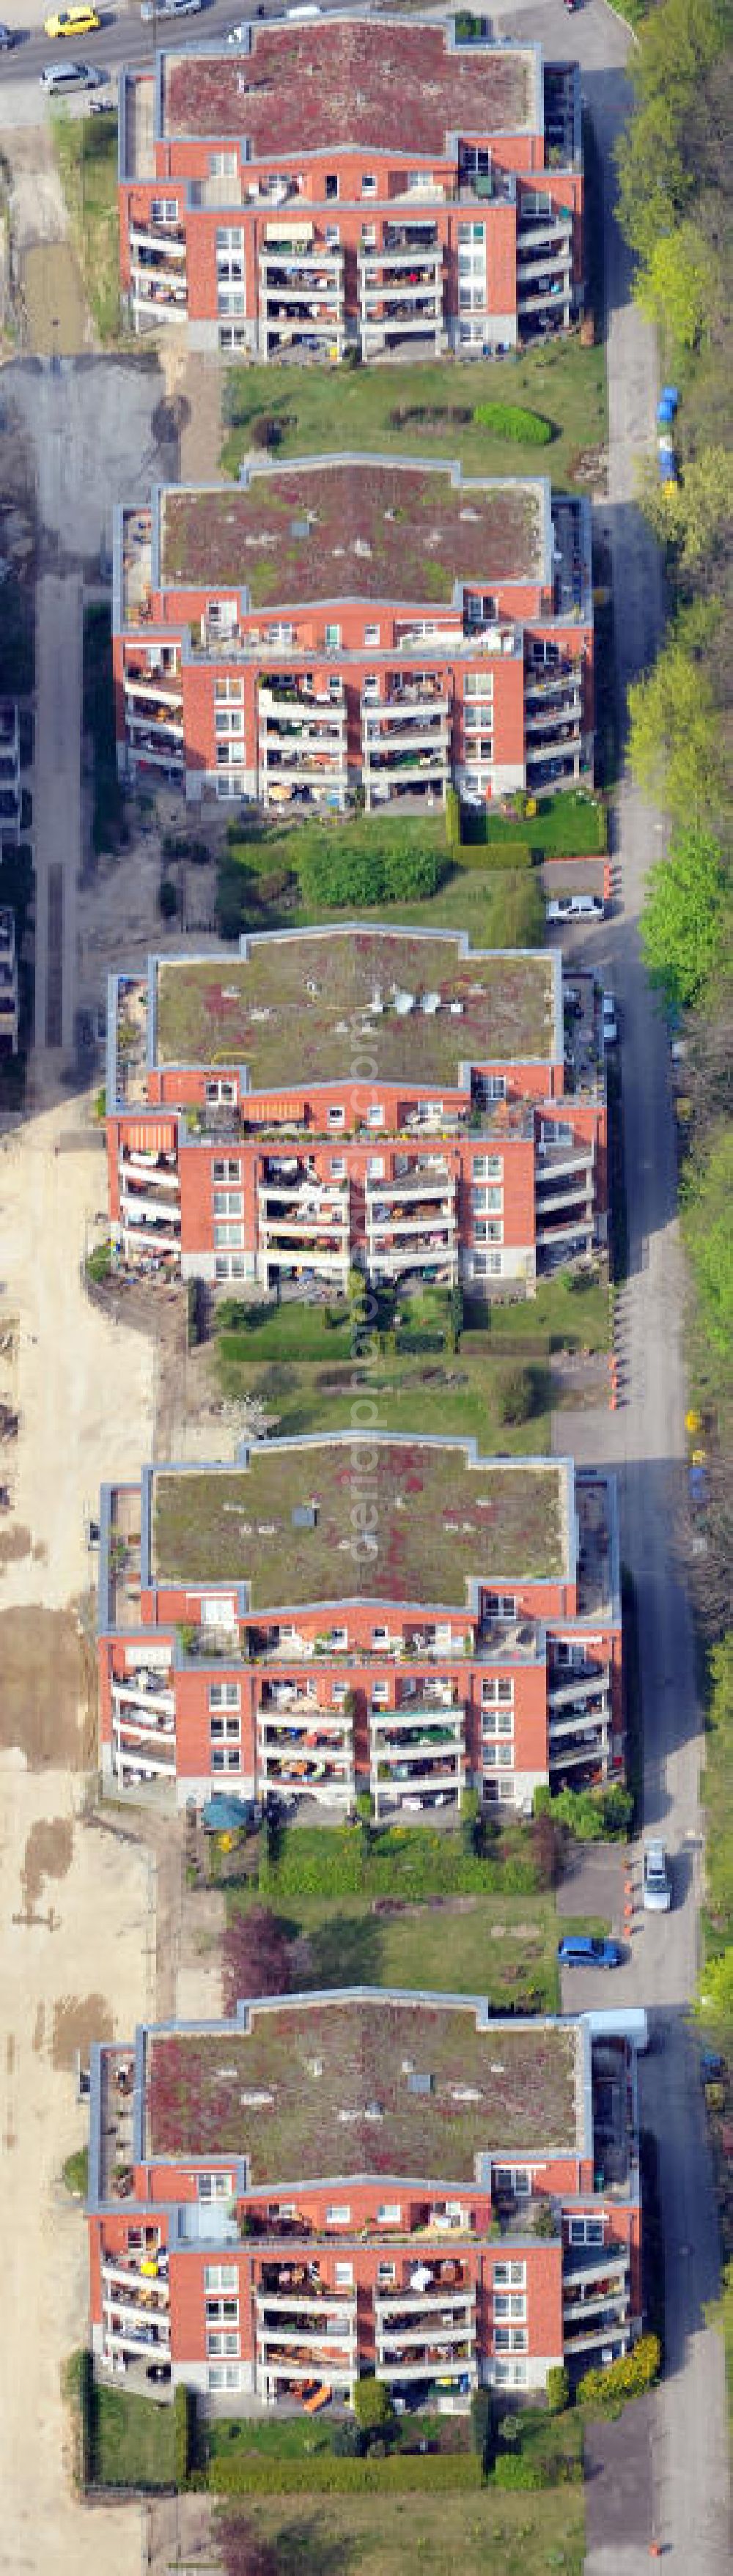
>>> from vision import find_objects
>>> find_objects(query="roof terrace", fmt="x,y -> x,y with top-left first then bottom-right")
151,1439 -> 570,1606
163,23 -> 536,160
154,930 -> 558,1084
160,465 -> 544,607
145,1992 -> 581,2178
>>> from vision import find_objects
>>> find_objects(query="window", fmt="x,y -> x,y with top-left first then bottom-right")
367,1155 -> 384,1180
206,2328 -> 240,2356
208,2363 -> 241,2391
219,326 -> 246,351
327,1104 -> 345,1129
215,707 -> 245,737
213,1158 -> 240,1181
216,224 -> 243,266
364,623 -> 380,646
474,1219 -> 503,1245
215,1255 -> 246,1280
335,2261 -> 353,2287
330,1157 -> 346,1178
330,1626 -> 347,1649
206,2295 -> 240,2322
150,197 -> 178,224
209,151 -> 237,180
326,2204 -> 350,2226
473,1155 -> 501,1180
325,224 -> 340,246
493,2262 -> 526,2288
569,2217 -> 605,2248
493,2292 -> 526,2319
372,1626 -> 388,1648
482,1678 -> 514,1705
213,1222 -> 244,1248
218,287 -> 246,316
206,1080 -> 236,1107
209,1684 -> 240,1711
366,1106 -> 384,1129
198,2172 -> 232,2202
324,623 -> 342,649
484,1741 -> 513,1769
407,169 -> 434,191
474,1251 -> 501,1277
494,2359 -> 526,2388
473,1186 -> 502,1213
377,2203 -> 401,2225
361,223 -> 377,248
372,1681 -> 388,1706
207,599 -> 237,637
205,2264 -> 237,2291
377,2260 -> 396,2286
483,1075 -> 507,1102
215,678 -> 243,705
331,1682 -> 347,1705
485,1596 -> 516,1621
361,173 -> 376,196
213,1190 -> 243,1216
325,173 -> 339,199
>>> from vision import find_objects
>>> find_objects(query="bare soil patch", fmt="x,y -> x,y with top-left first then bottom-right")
0,1606 -> 86,1765
22,1815 -> 74,1908
0,1526 -> 33,1566
21,242 -> 88,358
51,1990 -> 114,2072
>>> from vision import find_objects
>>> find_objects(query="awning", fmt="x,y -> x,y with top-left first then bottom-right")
123,1121 -> 177,1154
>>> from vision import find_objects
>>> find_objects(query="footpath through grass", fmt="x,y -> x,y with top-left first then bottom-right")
221,340 -> 605,491
51,109 -> 120,343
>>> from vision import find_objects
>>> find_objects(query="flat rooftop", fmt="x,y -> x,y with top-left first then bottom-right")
163,23 -> 535,160
155,932 -> 557,1082
145,1994 -> 580,2177
151,1440 -> 568,1606
160,467 -> 543,607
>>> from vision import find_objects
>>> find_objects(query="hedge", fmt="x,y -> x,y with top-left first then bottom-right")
257,1823 -> 539,1901
62,2347 -> 95,2494
577,2333 -> 660,2413
174,2383 -> 196,2487
493,2454 -> 543,2490
210,2451 -> 484,2495
473,403 -> 553,446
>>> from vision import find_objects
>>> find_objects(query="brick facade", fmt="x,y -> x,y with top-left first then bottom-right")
117,23 -> 583,360
87,1993 -> 643,2410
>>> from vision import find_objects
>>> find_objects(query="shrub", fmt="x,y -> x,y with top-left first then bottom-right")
331,2418 -> 366,2457
577,2333 -> 660,2413
86,1241 -> 112,1285
353,2376 -> 394,2437
546,2365 -> 570,2415
251,414 -> 284,449
470,2387 -> 492,2464
456,832 -> 536,870
499,1364 -> 536,1425
223,1906 -> 292,2015
62,2146 -> 89,2197
493,2454 -> 542,2489
473,402 -> 553,445
530,1809 -> 564,1891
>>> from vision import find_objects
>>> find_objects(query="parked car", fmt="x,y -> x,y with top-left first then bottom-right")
40,57 -> 102,86
44,5 -> 100,34
643,1839 -> 671,1913
558,1934 -> 622,1969
0,22 -> 16,45
602,991 -> 619,1047
547,893 -> 605,924
141,0 -> 202,16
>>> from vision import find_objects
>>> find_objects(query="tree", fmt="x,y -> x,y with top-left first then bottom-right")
220,2522 -> 280,2576
638,220 -> 718,349
222,1905 -> 292,2013
352,2375 -> 394,2437
641,446 -> 733,575
530,1808 -> 564,1891
627,619 -> 724,822
697,1945 -> 733,2035
682,1128 -> 733,1357
498,1364 -> 536,1425
546,2365 -> 570,2414
640,826 -> 726,1014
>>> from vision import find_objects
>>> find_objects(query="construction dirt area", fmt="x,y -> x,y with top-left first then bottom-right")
0,124 -> 87,357
0,1093 -> 222,2576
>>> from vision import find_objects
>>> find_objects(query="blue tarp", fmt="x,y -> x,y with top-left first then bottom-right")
202,1795 -> 258,1833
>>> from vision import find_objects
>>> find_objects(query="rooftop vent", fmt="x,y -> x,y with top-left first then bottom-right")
364,2099 -> 384,2122
408,2070 -> 434,2096
292,1503 -> 317,1529
240,2089 -> 274,2109
490,2062 -> 506,2076
306,2057 -> 323,2078
401,2058 -> 414,2075
393,989 -> 415,1016
452,2086 -> 482,2105
421,992 -> 440,1016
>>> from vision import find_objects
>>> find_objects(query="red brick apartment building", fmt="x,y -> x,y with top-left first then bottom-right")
105,929 -> 606,1288
117,18 -> 583,357
87,1990 -> 643,2408
114,461 -> 592,806
97,1435 -> 622,1807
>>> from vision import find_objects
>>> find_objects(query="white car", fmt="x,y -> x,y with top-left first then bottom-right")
643,1839 -> 671,1912
602,991 -> 619,1046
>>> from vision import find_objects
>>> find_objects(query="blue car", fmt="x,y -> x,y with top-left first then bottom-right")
558,1934 -> 622,1969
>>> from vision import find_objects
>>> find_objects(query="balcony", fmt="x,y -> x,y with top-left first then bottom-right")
549,1664 -> 610,1710
122,668 -> 182,708
375,2284 -> 476,2383
119,1151 -> 180,1197
119,1191 -> 182,1232
129,221 -> 186,258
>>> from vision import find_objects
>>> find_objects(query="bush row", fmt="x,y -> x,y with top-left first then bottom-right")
473,402 -> 553,445
209,2448 -> 483,2495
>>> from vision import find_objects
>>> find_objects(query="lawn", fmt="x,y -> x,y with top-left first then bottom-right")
217,844 -> 544,949
214,1337 -> 553,1461
51,111 -> 121,343
95,2385 -> 176,2490
253,1886 -> 564,2016
221,340 -> 606,493
218,2486 -> 585,2576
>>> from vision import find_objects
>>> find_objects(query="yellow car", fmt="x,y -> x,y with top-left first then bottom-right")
44,6 -> 101,35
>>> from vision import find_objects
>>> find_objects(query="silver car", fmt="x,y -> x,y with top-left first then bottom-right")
643,1839 -> 671,1912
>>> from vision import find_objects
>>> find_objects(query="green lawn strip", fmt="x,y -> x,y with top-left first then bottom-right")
221,342 -> 606,492
216,2485 -> 585,2576
468,1271 -> 611,1354
95,2385 -> 176,2489
217,857 -> 545,949
279,1887 -> 563,2013
50,111 -> 121,342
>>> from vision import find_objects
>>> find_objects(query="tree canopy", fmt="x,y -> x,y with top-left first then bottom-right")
640,826 -> 726,1013
682,1127 -> 733,1358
